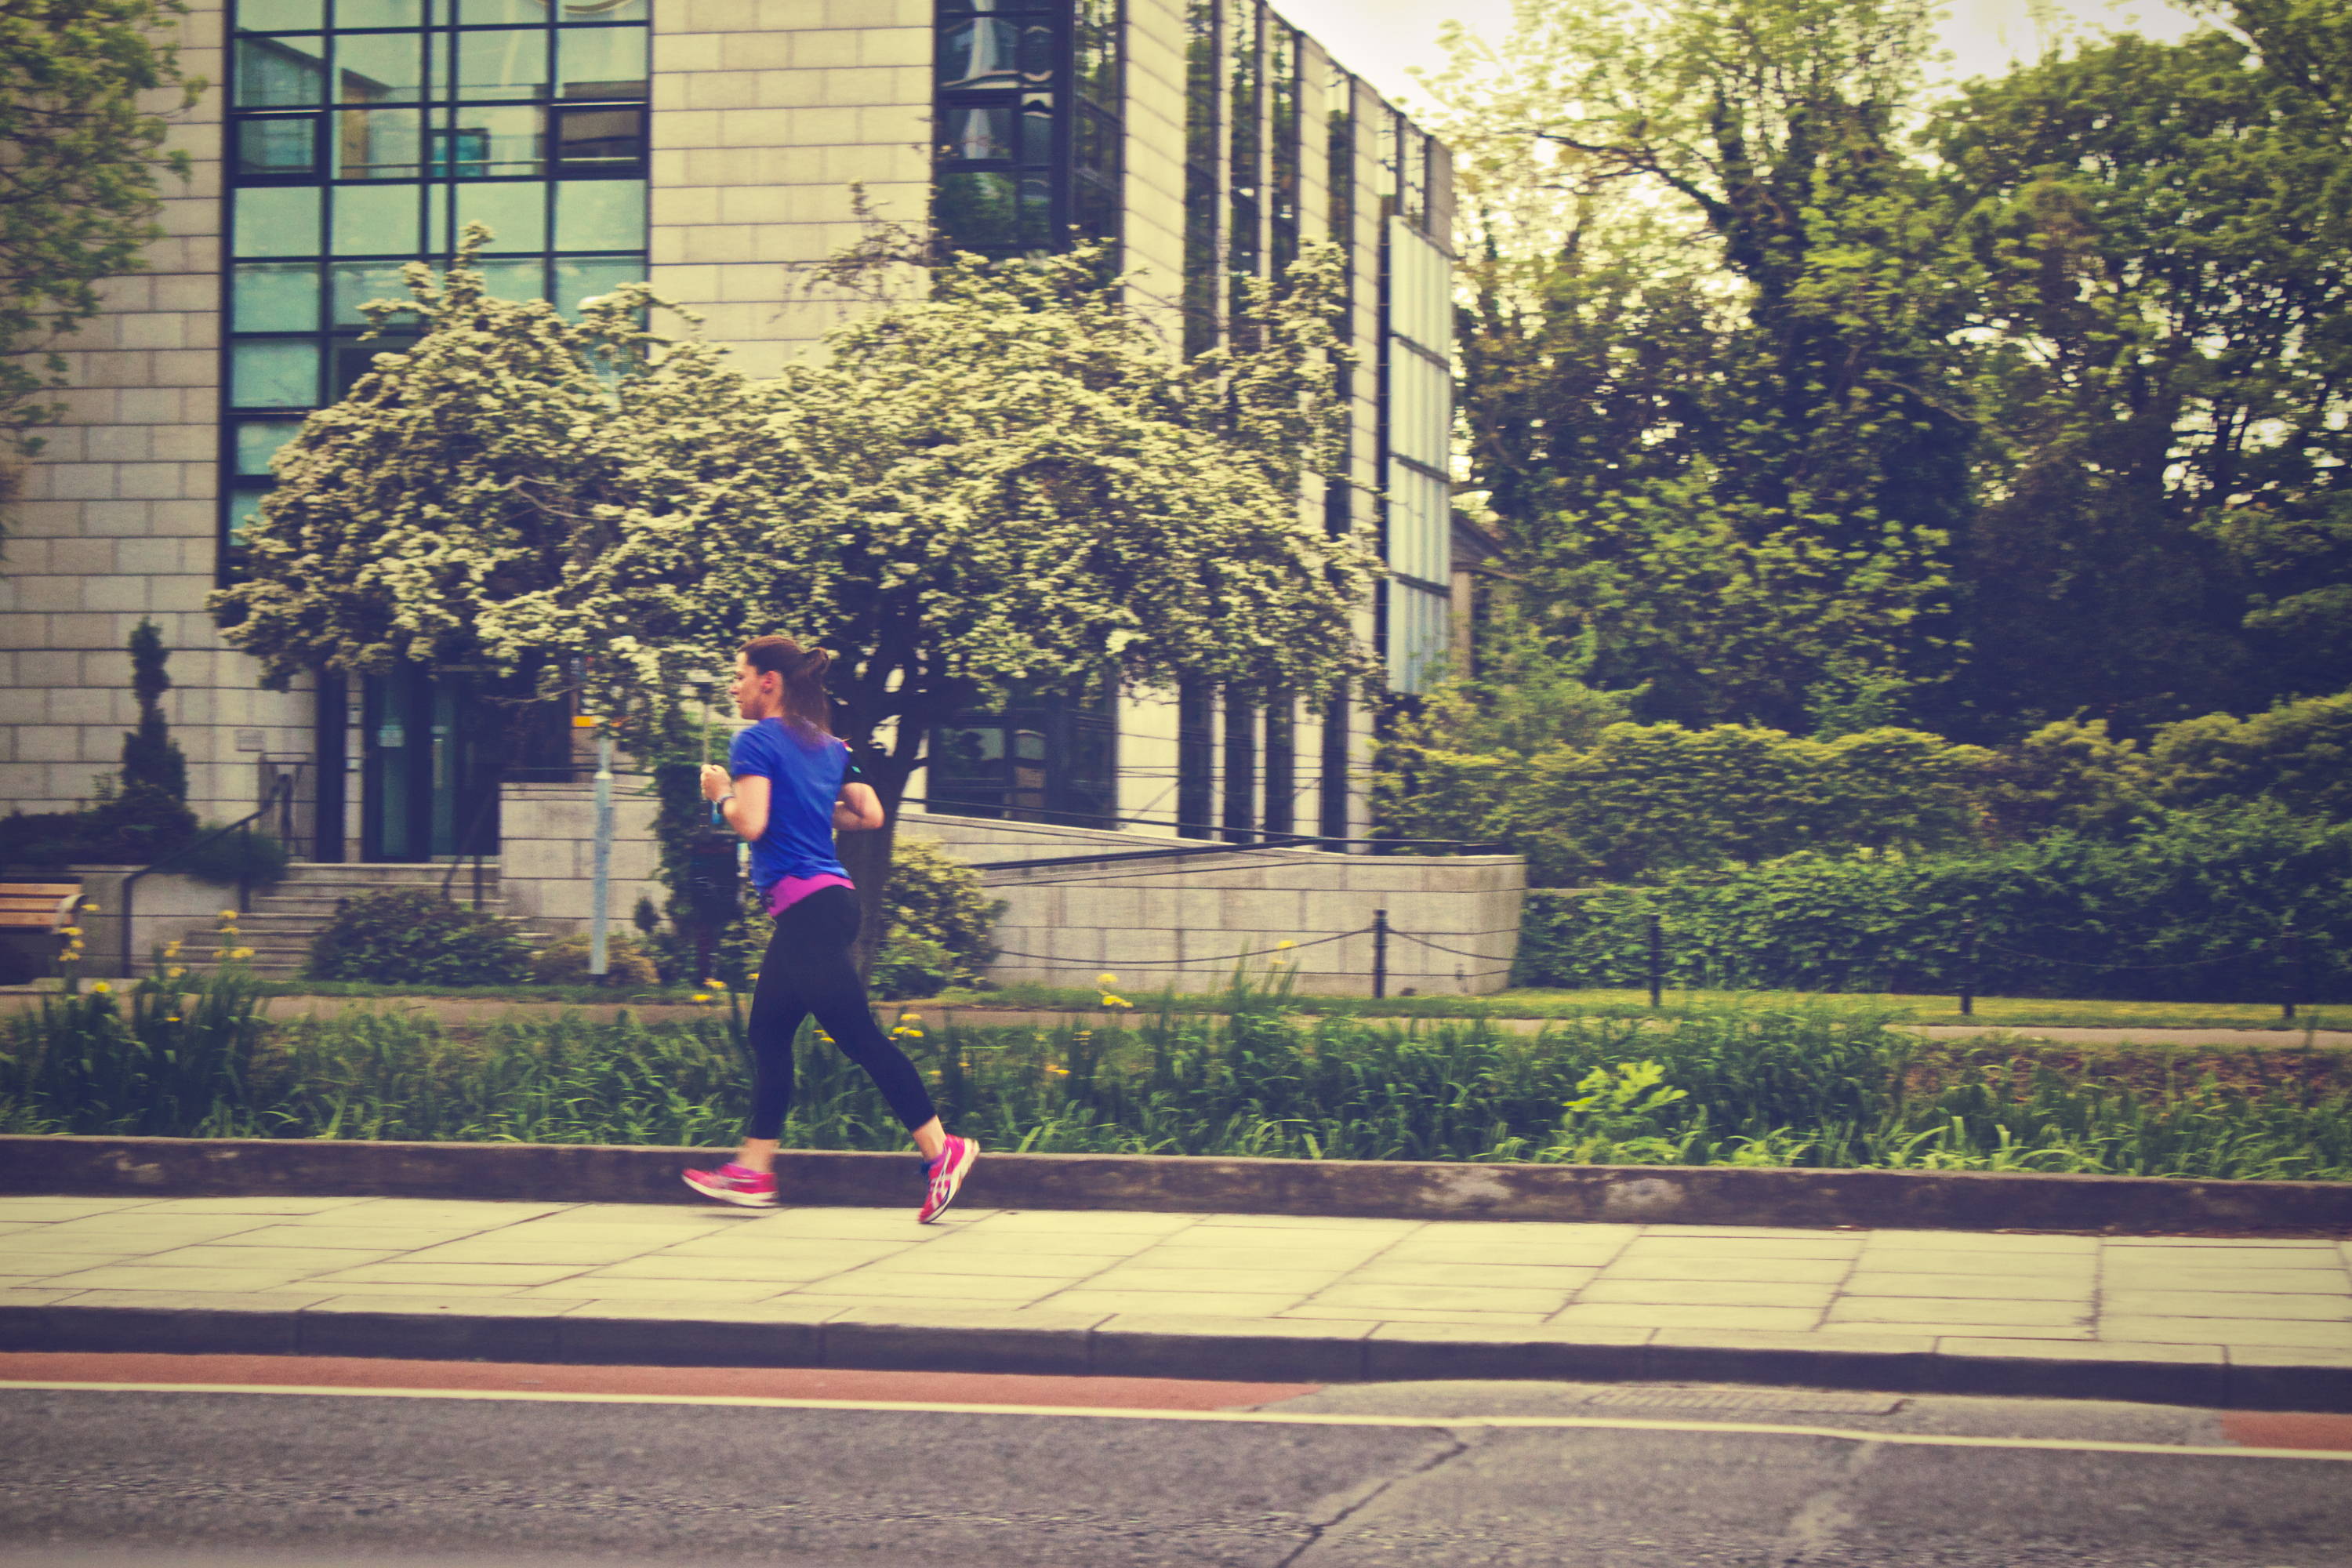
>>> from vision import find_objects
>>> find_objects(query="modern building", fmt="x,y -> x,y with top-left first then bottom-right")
0,0 -> 1457,871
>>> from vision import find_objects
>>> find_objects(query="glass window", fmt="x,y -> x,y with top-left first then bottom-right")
339,0 -> 426,25
554,255 -> 641,318
445,105 -> 543,176
238,114 -> 318,179
560,0 -> 648,18
332,181 -> 423,254
554,178 -> 643,249
935,171 -> 1016,247
456,180 -> 548,250
940,20 -> 1019,90
336,107 -> 423,178
227,486 -> 270,548
232,262 -> 321,332
940,104 -> 1013,162
334,336 -> 416,397
557,26 -> 648,100
1021,96 -> 1053,162
231,339 -> 321,408
1018,174 -> 1053,246
458,28 -> 548,100
553,106 -> 640,171
235,35 -> 327,107
336,32 -> 424,102
233,185 -> 323,256
237,0 -> 324,30
235,417 -> 307,477
476,258 -> 547,299
332,260 -> 418,324
464,0 -> 546,20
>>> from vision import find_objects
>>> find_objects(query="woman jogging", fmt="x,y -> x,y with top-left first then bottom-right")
683,635 -> 978,1221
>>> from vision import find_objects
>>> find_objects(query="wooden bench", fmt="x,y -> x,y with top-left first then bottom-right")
0,881 -> 80,984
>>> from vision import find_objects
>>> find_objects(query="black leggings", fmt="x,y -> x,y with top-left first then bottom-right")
742,886 -> 937,1142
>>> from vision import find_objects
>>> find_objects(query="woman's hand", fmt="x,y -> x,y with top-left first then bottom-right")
700,764 -> 730,803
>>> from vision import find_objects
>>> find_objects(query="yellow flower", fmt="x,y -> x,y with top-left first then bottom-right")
165,1016 -> 180,1024
163,941 -> 181,957
229,948 -> 255,960
1276,939 -> 1295,950
91,982 -> 111,994
79,902 -> 99,914
58,925 -> 80,938
1047,1064 -> 1070,1076
166,967 -> 186,979
749,971 -> 761,983
1095,972 -> 1116,986
218,909 -> 238,921
691,993 -> 710,1003
898,1012 -> 922,1025
1102,994 -> 1133,1010
703,978 -> 724,989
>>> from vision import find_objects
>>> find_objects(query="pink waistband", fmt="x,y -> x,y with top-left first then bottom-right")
764,873 -> 855,917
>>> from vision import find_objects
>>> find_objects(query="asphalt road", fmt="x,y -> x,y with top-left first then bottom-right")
3,1375 -> 2350,1566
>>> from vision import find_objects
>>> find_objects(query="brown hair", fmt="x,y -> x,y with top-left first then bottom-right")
741,636 -> 834,736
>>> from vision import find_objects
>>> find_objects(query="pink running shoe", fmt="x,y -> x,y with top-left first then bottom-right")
919,1135 -> 978,1224
682,1161 -> 778,1208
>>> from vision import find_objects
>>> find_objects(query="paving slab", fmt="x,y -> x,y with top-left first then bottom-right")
3,1193 -> 2351,1410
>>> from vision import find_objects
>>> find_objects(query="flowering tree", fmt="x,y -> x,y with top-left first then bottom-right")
213,232 -> 1377,951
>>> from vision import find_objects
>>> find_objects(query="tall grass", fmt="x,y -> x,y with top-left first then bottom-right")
4,971 -> 2348,1180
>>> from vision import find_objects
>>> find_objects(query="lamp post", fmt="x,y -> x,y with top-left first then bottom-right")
590,717 -> 614,978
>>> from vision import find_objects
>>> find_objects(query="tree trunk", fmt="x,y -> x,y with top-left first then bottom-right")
834,807 -> 896,979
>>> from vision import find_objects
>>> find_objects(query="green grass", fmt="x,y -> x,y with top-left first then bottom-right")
934,982 -> 2332,1033
249,977 -> 714,1006
5,967 -> 2349,1179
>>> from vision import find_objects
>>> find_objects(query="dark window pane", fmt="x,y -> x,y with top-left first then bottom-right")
935,169 -> 1015,249
455,180 -> 548,250
554,105 -> 643,171
331,260 -> 417,325
554,178 -> 644,249
231,340 -> 321,407
1075,103 -> 1116,178
939,104 -> 1013,162
458,27 -> 547,100
1021,96 -> 1053,162
332,182 -> 423,254
559,25 -> 648,99
442,105 -> 543,176
333,335 -> 417,397
234,36 -> 326,107
238,114 -> 318,179
554,255 -> 642,318
336,32 -> 424,101
339,0 -> 424,25
235,416 -> 307,477
336,107 -> 423,178
1018,173 -> 1053,245
237,0 -> 323,30
227,485 -> 270,548
939,20 -> 1018,90
1018,23 -> 1054,83
231,262 -> 320,332
233,185 -> 323,256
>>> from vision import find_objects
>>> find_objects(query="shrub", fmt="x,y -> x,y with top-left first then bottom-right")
173,827 -> 292,888
2149,690 -> 2352,818
883,837 -> 1000,985
871,931 -> 958,1000
529,931 -> 660,987
307,887 -> 532,985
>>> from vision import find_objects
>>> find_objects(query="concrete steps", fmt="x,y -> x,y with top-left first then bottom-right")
159,862 -> 531,979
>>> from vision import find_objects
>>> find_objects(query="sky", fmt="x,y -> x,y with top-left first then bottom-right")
1269,0 -> 2212,114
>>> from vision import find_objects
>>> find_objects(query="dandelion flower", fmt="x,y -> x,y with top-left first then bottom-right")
91,981 -> 111,994
80,902 -> 99,914
702,978 -> 723,989
165,1016 -> 180,1024
1095,972 -> 1116,986
1102,994 -> 1133,1010
58,926 -> 80,938
166,967 -> 186,979
691,993 -> 710,1003
218,909 -> 238,921
230,947 -> 255,960
1276,940 -> 1295,950
1047,1065 -> 1070,1076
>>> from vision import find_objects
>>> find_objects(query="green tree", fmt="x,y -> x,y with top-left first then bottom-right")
1933,27 -> 2352,728
0,0 -> 198,534
214,236 -> 1376,963
1429,0 -> 1969,728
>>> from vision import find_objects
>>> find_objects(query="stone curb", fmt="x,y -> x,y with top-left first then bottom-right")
2,1296 -> 2345,1413
7,1134 -> 2352,1235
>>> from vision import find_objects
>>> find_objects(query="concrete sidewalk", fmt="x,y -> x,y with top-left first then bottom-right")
2,1192 -> 2348,1410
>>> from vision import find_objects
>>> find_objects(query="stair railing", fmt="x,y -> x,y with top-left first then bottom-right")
440,774 -> 503,911
118,775 -> 294,977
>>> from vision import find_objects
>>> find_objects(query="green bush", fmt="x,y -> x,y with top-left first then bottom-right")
2149,690 -> 2352,818
883,836 -> 1001,985
307,887 -> 532,985
528,931 -> 660,987
1515,801 -> 2352,1004
871,931 -> 959,1000
172,826 -> 292,888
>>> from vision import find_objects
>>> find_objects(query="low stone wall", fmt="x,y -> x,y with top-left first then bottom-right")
902,814 -> 1525,996
496,782 -> 667,940
64,865 -> 231,979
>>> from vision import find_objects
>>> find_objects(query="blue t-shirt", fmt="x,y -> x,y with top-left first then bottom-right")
728,720 -> 852,891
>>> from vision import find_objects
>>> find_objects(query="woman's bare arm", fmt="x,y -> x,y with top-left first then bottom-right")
833,782 -> 884,831
700,764 -> 771,843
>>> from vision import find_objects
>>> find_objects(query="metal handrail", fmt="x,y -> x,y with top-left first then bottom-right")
118,775 -> 293,976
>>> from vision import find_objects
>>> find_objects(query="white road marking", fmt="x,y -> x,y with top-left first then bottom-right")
2,1378 -> 2344,1462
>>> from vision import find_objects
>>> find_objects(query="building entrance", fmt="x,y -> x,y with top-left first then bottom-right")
360,667 -> 502,863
